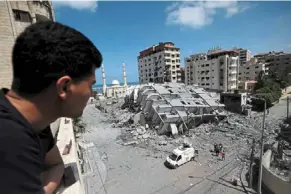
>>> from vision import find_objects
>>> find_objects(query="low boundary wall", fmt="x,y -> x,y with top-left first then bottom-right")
262,150 -> 291,194
55,118 -> 84,194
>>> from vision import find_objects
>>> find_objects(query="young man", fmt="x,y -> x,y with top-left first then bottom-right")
0,21 -> 102,194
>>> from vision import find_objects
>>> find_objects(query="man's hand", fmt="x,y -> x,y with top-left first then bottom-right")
41,145 -> 65,194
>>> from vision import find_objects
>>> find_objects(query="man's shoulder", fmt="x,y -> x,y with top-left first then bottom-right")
0,117 -> 38,143
0,118 -> 44,194
0,117 -> 41,159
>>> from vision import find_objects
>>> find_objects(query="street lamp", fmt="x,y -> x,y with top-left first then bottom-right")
257,98 -> 266,194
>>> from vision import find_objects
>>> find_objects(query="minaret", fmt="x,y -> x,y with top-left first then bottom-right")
122,63 -> 127,87
101,64 -> 107,95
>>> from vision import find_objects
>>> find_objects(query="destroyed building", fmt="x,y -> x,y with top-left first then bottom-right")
220,92 -> 251,115
126,83 -> 226,135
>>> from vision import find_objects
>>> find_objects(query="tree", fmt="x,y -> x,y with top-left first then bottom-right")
253,74 -> 282,110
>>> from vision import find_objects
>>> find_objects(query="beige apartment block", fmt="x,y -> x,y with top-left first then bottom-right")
185,49 -> 239,92
238,57 -> 268,82
138,42 -> 181,84
254,51 -> 291,77
237,57 -> 268,92
0,0 -> 54,88
232,47 -> 251,65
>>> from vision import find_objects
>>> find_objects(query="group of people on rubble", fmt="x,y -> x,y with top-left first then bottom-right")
214,143 -> 225,160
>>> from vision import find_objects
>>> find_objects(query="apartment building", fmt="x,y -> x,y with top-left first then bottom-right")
238,58 -> 268,91
138,42 -> 181,84
233,47 -> 251,65
238,58 -> 267,82
254,51 -> 291,77
0,0 -> 55,88
185,49 -> 239,92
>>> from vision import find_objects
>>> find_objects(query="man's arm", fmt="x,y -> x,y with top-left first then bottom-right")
41,145 -> 65,194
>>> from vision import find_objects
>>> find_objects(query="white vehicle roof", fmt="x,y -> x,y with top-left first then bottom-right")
172,146 -> 193,156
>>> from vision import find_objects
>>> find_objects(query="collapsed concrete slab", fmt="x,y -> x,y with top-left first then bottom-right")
126,83 -> 226,135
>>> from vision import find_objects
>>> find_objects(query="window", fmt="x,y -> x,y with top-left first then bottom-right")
35,14 -> 49,22
13,10 -> 31,23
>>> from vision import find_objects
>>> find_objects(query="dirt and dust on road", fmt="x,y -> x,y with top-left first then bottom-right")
75,97 -> 285,194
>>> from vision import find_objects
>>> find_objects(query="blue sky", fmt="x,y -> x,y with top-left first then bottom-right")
53,1 -> 291,85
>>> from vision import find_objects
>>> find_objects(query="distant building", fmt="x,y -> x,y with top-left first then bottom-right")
232,47 -> 251,65
184,49 -> 239,92
0,0 -> 55,88
179,67 -> 185,83
254,51 -> 291,77
137,42 -> 181,84
238,57 -> 268,92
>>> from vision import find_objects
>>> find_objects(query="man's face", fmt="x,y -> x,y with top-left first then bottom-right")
57,71 -> 96,118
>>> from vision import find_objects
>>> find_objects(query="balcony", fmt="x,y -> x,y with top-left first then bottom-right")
229,63 -> 237,67
229,77 -> 237,81
229,85 -> 237,89
229,71 -> 237,74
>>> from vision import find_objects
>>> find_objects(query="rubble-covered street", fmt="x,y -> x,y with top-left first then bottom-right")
76,95 -> 287,194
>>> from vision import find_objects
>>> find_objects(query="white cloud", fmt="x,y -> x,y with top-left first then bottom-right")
166,1 -> 251,29
53,0 -> 98,12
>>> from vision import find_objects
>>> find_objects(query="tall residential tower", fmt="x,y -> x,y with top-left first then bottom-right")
137,42 -> 181,84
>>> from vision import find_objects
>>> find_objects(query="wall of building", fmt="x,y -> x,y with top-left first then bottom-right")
262,150 -> 291,194
185,51 -> 239,92
238,59 -> 266,82
255,52 -> 291,77
138,42 -> 181,84
0,0 -> 54,88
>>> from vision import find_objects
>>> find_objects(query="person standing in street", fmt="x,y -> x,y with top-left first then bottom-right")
0,21 -> 102,194
221,149 -> 226,161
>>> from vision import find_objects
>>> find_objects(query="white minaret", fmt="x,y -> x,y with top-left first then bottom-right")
122,63 -> 127,87
101,64 -> 107,95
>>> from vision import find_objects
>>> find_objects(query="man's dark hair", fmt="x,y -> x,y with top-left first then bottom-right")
11,21 -> 102,97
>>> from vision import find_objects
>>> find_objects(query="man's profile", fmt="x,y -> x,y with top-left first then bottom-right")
0,21 -> 102,193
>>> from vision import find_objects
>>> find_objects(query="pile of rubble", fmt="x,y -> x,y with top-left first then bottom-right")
92,95 -> 284,164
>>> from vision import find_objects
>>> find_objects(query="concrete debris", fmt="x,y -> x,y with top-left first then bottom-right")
136,126 -> 146,135
78,85 -> 289,194
158,141 -> 168,146
142,133 -> 150,139
124,84 -> 227,135
123,141 -> 138,146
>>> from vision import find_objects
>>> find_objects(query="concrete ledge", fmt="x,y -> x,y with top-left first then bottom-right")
56,118 -> 84,194
262,149 -> 291,194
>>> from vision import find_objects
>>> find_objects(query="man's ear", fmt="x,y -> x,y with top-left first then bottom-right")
56,76 -> 72,100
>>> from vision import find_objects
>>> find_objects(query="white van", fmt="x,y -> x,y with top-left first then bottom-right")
165,143 -> 198,169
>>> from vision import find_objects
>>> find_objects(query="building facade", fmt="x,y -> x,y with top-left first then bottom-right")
185,49 -> 239,92
238,58 -> 267,82
233,47 -> 251,65
0,0 -> 55,88
254,51 -> 291,77
137,42 -> 181,84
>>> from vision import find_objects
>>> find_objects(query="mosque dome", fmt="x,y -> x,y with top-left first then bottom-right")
112,80 -> 120,87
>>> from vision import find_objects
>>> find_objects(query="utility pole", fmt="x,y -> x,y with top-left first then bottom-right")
258,99 -> 266,194
249,138 -> 255,188
287,96 -> 289,120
